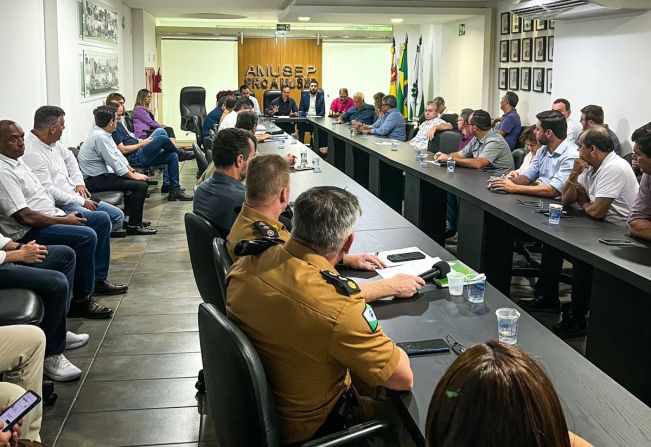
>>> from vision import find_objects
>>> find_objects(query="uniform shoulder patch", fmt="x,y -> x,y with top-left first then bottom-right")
253,220 -> 280,239
234,238 -> 283,256
362,304 -> 378,332
320,270 -> 361,296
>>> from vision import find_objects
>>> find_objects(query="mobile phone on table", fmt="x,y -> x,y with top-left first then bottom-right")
598,238 -> 635,246
386,251 -> 426,263
397,339 -> 451,356
0,390 -> 41,432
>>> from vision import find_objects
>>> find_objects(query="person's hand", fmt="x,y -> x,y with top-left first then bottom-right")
572,158 -> 588,174
506,170 -> 519,179
289,111 -> 298,117
285,154 -> 297,166
0,410 -> 23,447
61,213 -> 87,226
351,119 -> 359,126
75,185 -> 92,198
257,133 -> 270,141
426,127 -> 437,140
0,421 -> 12,447
140,137 -> 152,147
272,105 -> 279,114
489,177 -> 516,193
133,172 -> 149,182
388,274 -> 426,298
82,199 -> 98,211
342,253 -> 386,271
434,152 -> 448,162
336,117 -> 343,124
18,240 -> 48,264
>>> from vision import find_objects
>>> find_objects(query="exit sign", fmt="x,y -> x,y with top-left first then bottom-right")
277,24 -> 291,31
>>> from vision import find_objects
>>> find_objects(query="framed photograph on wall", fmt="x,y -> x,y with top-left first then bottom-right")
501,12 -> 511,35
535,19 -> 548,31
549,20 -> 555,29
500,40 -> 510,62
510,38 -> 521,62
522,37 -> 533,62
81,50 -> 119,99
499,68 -> 508,90
520,67 -> 531,91
523,18 -> 533,32
509,67 -> 520,91
533,67 -> 545,93
534,36 -> 547,62
548,36 -> 554,61
546,68 -> 553,93
79,0 -> 119,46
511,15 -> 522,33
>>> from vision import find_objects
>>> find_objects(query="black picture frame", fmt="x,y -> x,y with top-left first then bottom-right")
546,68 -> 553,93
509,67 -> 520,91
520,67 -> 531,91
499,68 -> 508,90
533,67 -> 545,93
511,15 -> 522,34
521,37 -> 533,62
548,36 -> 554,61
534,36 -> 547,62
549,20 -> 555,29
499,40 -> 510,62
501,12 -> 511,35
535,19 -> 548,31
510,38 -> 521,62
523,18 -> 533,32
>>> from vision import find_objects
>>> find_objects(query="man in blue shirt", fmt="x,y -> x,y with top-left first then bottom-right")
203,96 -> 224,138
354,95 -> 406,141
494,91 -> 522,151
337,92 -> 375,125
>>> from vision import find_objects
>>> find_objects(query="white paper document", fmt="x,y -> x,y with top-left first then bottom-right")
375,247 -> 441,279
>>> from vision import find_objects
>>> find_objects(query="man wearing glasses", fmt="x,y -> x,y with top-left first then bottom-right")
353,95 -> 406,142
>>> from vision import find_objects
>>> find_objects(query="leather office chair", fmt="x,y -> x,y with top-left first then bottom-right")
124,110 -> 135,133
212,237 -> 232,308
439,131 -> 463,154
440,113 -> 459,131
192,115 -> 203,149
263,90 -> 281,112
180,86 -> 207,132
203,135 -> 214,154
512,148 -> 529,170
198,302 -> 398,447
205,148 -> 213,164
193,143 -> 208,178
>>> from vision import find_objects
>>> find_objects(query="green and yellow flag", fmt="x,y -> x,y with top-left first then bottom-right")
389,37 -> 397,97
397,35 -> 409,119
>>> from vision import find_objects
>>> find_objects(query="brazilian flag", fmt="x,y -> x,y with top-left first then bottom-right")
397,35 -> 409,119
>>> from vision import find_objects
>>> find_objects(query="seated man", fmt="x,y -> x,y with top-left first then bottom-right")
579,104 -> 621,155
337,92 -> 375,125
0,325 -> 45,441
329,88 -> 354,117
227,186 -> 414,444
227,154 -> 425,299
493,91 -> 522,151
265,86 -> 298,136
78,105 -> 157,235
628,123 -> 651,241
456,108 -> 475,151
202,95 -> 225,138
552,98 -> 583,143
193,128 -> 255,236
219,97 -> 254,130
236,110 -> 269,143
354,95 -> 406,141
23,106 -> 125,231
111,103 -> 192,201
0,236 -> 88,380
0,120 -> 119,318
409,100 -> 452,152
297,79 -> 325,143
239,84 -> 260,115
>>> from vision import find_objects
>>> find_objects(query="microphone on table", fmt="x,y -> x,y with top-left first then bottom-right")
418,260 -> 451,282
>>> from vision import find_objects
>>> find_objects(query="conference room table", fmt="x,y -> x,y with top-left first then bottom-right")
307,116 -> 651,407
254,135 -> 651,446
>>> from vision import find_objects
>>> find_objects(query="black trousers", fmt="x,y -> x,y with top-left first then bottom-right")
85,173 -> 148,226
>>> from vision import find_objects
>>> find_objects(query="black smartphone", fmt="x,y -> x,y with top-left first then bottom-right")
0,390 -> 41,432
598,238 -> 636,246
397,339 -> 451,356
386,251 -> 426,263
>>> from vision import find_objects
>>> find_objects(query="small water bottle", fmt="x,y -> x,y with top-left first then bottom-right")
289,135 -> 297,144
278,138 -> 285,150
312,157 -> 321,173
300,147 -> 308,166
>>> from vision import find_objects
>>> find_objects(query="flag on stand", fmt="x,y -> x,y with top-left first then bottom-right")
410,36 -> 424,121
389,38 -> 397,97
397,35 -> 409,119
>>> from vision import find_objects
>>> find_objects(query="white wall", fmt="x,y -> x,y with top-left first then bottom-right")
159,39 -> 238,142
131,8 -> 157,101
322,42 -> 391,109
0,0 -> 47,129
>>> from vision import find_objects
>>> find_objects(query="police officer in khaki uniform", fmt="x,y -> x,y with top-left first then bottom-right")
227,186 -> 415,444
227,154 -> 425,301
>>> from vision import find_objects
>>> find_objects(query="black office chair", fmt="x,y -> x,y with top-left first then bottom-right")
205,148 -> 213,164
428,130 -> 458,154
203,135 -> 214,154
193,143 -> 208,178
439,131 -> 463,154
405,122 -> 416,141
180,86 -> 207,132
124,110 -> 135,133
198,303 -> 398,447
192,115 -> 204,149
263,90 -> 281,112
440,113 -> 459,131
512,148 -> 529,170
212,237 -> 232,307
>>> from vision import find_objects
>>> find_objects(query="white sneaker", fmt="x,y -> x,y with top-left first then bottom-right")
65,331 -> 90,350
44,354 -> 82,382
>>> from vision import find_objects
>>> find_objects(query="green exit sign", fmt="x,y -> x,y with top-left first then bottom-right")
277,24 -> 291,31
459,24 -> 466,36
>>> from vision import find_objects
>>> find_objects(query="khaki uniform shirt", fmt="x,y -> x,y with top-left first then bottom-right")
226,203 -> 289,261
226,238 -> 401,444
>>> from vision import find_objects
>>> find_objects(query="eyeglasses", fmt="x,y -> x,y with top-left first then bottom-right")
446,335 -> 466,355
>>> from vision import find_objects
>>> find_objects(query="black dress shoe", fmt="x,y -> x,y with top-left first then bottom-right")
94,280 -> 128,295
126,225 -> 158,235
517,296 -> 560,313
110,230 -> 127,238
179,150 -> 195,161
552,317 -> 587,339
168,189 -> 193,201
161,185 -> 186,193
68,297 -> 113,319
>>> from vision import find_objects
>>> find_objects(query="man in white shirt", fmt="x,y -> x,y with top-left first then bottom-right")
408,100 -> 450,151
219,97 -> 254,131
552,98 -> 583,144
239,84 -> 260,115
23,106 -> 124,231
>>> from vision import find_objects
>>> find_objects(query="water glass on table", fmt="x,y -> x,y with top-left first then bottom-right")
447,271 -> 465,296
447,160 -> 456,173
466,273 -> 486,304
548,204 -> 563,225
495,308 -> 520,344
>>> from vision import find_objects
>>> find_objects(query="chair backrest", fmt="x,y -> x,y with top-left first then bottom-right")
0,289 -> 44,326
441,113 -> 459,131
512,148 -> 529,169
439,131 -> 463,154
212,237 -> 232,308
405,122 -> 417,141
192,115 -> 203,148
203,135 -> 214,153
124,110 -> 135,132
198,303 -> 280,447
193,143 -> 208,177
263,90 -> 281,111
184,213 -> 226,313
205,148 -> 213,164
180,86 -> 207,131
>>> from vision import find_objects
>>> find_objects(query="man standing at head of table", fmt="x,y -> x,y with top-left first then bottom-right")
353,95 -> 406,142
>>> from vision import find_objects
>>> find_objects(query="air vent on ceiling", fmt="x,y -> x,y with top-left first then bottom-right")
510,0 -> 651,20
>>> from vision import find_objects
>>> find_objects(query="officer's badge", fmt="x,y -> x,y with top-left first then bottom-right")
253,221 -> 279,239
321,271 -> 361,296
362,304 -> 378,332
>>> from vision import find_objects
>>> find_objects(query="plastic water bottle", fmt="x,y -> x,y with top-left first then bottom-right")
300,147 -> 308,166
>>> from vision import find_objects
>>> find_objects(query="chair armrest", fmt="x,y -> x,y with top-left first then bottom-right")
301,421 -> 398,447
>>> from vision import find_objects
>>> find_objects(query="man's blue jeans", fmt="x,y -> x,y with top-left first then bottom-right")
61,201 -> 124,232
127,129 -> 181,189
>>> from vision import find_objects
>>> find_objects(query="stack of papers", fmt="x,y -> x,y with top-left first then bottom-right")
375,247 -> 440,279
434,260 -> 481,288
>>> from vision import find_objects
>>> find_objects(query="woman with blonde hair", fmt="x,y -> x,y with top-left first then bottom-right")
132,88 -> 176,140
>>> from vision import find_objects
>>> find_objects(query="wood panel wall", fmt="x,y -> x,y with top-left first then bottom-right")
237,38 -> 322,105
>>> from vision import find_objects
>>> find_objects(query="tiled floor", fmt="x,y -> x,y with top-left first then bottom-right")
41,160 -> 216,447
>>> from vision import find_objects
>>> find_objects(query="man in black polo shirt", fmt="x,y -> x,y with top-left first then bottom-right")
192,128 -> 254,236
265,86 -> 298,136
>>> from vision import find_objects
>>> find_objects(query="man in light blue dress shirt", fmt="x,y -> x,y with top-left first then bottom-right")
354,95 -> 406,142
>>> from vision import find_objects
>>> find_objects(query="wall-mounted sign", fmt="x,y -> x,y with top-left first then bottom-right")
459,24 -> 466,36
276,23 -> 291,31
243,64 -> 317,90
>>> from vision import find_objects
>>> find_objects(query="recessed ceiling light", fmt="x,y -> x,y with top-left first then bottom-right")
298,17 -> 311,21
391,18 -> 404,23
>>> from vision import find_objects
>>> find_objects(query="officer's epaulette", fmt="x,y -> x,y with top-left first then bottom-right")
320,271 -> 361,296
253,220 -> 280,239
234,238 -> 284,256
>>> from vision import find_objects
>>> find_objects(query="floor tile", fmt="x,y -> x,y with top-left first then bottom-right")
40,414 -> 64,447
43,357 -> 92,416
97,332 -> 200,357
108,314 -> 198,335
87,352 -> 202,381
116,296 -> 201,316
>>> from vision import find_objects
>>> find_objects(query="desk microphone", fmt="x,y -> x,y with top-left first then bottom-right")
419,261 -> 451,282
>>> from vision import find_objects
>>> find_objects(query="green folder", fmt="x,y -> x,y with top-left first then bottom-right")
434,261 -> 480,288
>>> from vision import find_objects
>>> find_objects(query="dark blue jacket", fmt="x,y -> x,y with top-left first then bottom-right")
203,107 -> 223,138
298,91 -> 325,117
